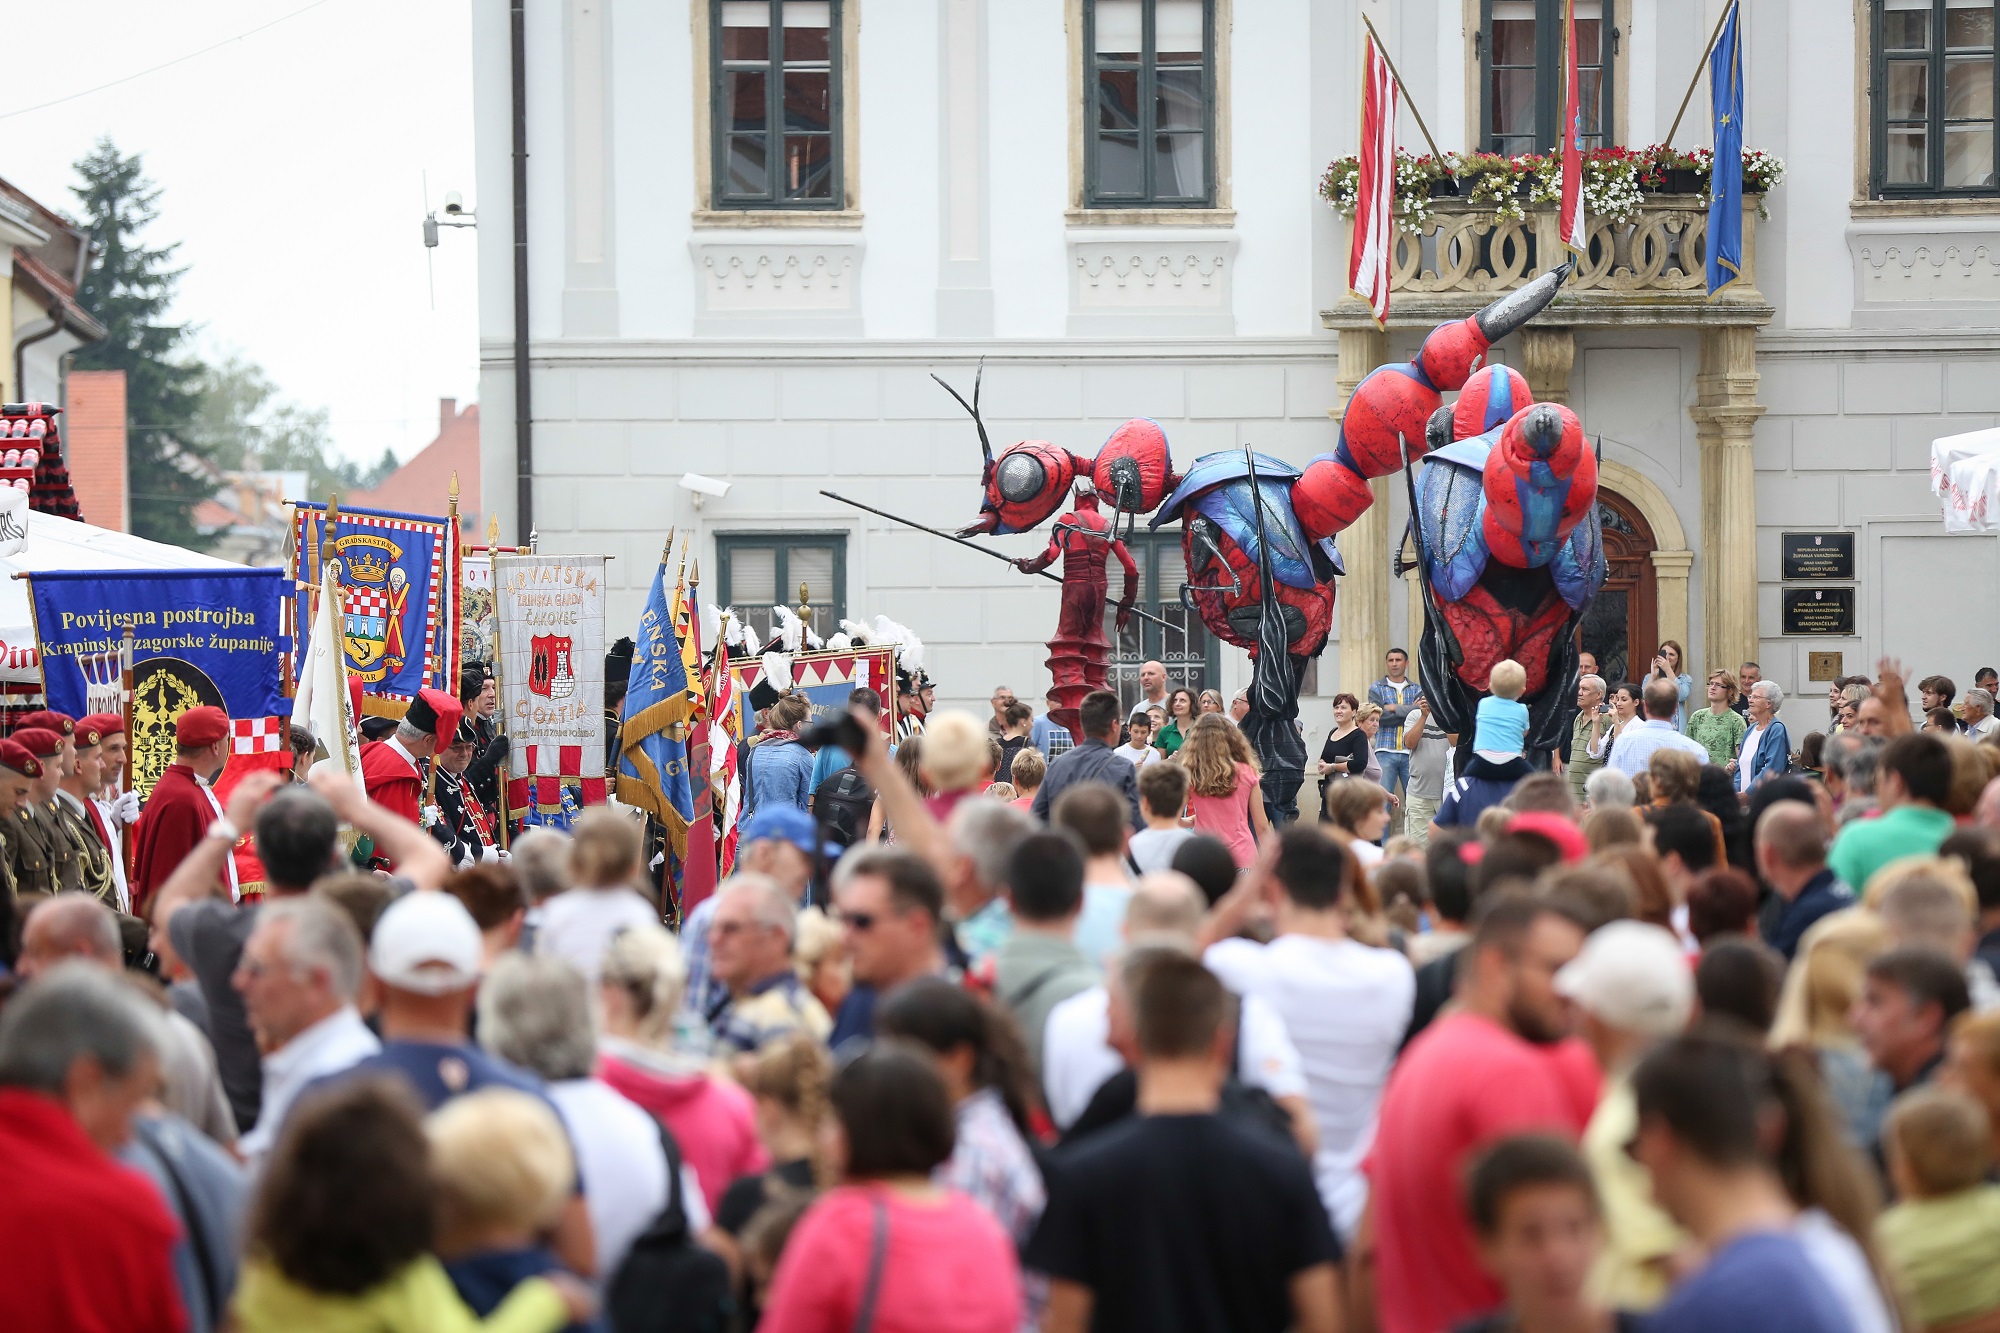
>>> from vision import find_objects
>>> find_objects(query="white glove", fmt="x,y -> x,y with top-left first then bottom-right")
110,790 -> 142,826
421,804 -> 443,829
480,844 -> 505,864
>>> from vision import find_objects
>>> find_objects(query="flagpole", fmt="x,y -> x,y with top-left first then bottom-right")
1665,1 -> 1738,147
1359,13 -> 1446,166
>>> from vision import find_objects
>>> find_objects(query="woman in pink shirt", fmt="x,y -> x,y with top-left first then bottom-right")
593,923 -> 767,1213
759,1046 -> 1022,1333
1181,715 -> 1271,868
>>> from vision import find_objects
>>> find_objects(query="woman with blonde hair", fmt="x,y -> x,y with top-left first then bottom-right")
1181,713 -> 1270,868
709,1034 -> 835,1312
1768,908 -> 1895,1148
792,905 -> 850,1022
593,924 -> 768,1212
1198,688 -> 1225,716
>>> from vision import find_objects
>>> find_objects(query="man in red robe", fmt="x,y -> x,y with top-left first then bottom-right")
131,705 -> 233,916
359,688 -> 462,863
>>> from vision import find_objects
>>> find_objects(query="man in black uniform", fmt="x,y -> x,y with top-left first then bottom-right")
429,719 -> 497,868
458,661 -> 508,812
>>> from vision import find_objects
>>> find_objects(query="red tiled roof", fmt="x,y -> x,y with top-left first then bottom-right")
345,400 -> 481,531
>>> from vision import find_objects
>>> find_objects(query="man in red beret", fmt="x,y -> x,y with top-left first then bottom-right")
359,690 -> 462,857
8,727 -> 76,902
78,713 -> 136,908
16,710 -> 75,771
0,739 -> 42,900
51,722 -> 117,907
131,705 -> 235,914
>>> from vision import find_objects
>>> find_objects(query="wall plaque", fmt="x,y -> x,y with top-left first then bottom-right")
1808,651 -> 1844,682
1782,587 -> 1856,637
1781,531 -> 1855,581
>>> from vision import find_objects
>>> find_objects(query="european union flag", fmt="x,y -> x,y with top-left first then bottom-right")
615,553 -> 695,858
1707,1 -> 1744,296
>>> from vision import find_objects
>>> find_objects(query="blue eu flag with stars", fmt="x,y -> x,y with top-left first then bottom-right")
1708,2 -> 1744,296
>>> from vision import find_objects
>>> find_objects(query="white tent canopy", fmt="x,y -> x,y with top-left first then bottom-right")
1933,427 -> 2000,533
0,488 -> 241,684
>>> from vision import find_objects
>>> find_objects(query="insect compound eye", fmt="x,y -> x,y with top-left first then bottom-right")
996,451 -> 1047,504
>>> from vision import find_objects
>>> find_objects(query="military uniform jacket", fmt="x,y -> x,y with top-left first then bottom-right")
429,768 -> 492,867
12,801 -> 77,899
53,792 -> 115,904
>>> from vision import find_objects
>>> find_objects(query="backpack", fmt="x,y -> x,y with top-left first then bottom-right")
606,1119 -> 734,1333
812,766 -> 876,848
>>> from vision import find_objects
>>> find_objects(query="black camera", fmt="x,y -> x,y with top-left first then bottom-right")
798,712 -> 870,755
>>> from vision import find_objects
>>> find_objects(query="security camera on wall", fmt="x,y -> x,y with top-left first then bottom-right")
680,473 -> 731,508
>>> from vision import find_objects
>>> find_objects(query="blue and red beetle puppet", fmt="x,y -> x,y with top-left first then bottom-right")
938,262 -> 1603,820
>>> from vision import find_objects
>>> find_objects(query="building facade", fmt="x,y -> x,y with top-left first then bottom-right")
472,0 -> 2000,739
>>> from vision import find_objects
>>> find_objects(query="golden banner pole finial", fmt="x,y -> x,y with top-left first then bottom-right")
486,513 -> 500,548
796,582 -> 812,630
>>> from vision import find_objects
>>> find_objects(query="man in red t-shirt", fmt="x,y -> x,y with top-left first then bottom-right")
1362,894 -> 1593,1333
0,965 -> 187,1332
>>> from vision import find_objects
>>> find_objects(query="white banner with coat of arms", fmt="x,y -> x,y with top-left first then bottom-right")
494,554 -> 608,824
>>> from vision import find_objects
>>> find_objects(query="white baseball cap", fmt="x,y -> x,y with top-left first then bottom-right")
368,890 -> 484,995
1553,920 -> 1693,1038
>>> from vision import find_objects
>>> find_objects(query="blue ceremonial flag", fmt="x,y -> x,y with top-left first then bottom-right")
616,550 -> 695,860
291,502 -> 460,713
1707,1 -> 1744,296
29,567 -> 290,796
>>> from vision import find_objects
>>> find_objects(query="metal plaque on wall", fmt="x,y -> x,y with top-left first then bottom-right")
1781,532 -> 1855,581
1781,588 -> 1856,637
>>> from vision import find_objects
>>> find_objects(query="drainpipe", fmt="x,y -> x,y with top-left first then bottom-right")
13,306 -> 61,405
511,0 -> 534,541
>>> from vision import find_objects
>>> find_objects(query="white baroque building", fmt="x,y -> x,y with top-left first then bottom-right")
473,0 -> 2000,739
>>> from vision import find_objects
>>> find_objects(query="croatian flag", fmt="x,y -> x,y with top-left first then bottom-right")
1556,0 -> 1587,255
1347,30 -> 1398,325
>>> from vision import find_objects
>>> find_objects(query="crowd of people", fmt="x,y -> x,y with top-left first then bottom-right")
8,642 -> 2000,1333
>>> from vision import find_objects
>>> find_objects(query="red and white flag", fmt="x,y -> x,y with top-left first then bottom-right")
1347,31 -> 1398,325
1556,0 -> 1587,254
708,630 -> 742,879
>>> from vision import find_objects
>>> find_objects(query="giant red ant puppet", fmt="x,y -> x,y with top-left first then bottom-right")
939,263 -> 1600,821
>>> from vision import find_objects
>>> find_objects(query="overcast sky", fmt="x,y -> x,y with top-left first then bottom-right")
1,0 -> 479,481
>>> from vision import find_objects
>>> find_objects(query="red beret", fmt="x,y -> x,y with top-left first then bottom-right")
11,727 -> 61,761
174,706 -> 231,748
72,723 -> 103,749
79,712 -> 124,741
0,739 -> 41,780
16,710 -> 73,737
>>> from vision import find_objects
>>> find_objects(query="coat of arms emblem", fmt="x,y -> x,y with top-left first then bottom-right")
530,634 -> 576,700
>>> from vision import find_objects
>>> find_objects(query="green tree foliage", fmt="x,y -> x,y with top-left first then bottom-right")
191,357 -> 398,498
69,139 -> 399,548
68,138 -> 214,549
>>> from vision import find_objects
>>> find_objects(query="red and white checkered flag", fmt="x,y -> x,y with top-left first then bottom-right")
1348,30 -> 1398,325
1556,0 -> 1587,256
